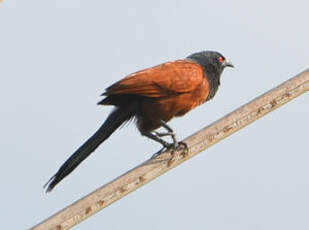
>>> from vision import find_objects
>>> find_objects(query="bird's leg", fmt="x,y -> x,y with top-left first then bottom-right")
143,132 -> 170,148
145,121 -> 189,160
158,120 -> 189,160
154,131 -> 174,137
159,120 -> 178,149
143,132 -> 171,159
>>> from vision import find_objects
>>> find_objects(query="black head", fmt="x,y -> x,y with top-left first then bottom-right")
187,51 -> 233,75
186,51 -> 233,101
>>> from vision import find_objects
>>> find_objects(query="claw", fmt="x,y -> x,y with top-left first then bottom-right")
177,141 -> 189,156
167,141 -> 189,167
151,141 -> 188,160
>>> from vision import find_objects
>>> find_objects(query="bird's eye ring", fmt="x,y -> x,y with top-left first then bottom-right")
218,57 -> 223,63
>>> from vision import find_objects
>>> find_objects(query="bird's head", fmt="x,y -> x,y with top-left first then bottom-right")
187,51 -> 233,76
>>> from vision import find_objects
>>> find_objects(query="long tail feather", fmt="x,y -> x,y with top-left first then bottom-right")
44,105 -> 136,192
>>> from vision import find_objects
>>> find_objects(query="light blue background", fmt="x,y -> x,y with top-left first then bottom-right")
1,1 -> 308,229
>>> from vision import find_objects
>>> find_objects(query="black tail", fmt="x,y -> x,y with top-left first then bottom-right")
44,105 -> 136,192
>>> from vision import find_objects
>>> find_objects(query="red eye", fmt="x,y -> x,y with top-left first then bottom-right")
218,57 -> 223,63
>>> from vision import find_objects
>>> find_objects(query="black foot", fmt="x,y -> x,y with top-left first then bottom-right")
169,141 -> 188,156
176,141 -> 189,155
151,141 -> 189,160
167,141 -> 189,167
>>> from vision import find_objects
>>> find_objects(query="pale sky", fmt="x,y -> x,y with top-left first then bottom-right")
1,1 -> 308,229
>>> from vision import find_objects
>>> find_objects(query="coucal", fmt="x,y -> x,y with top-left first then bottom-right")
45,51 -> 233,192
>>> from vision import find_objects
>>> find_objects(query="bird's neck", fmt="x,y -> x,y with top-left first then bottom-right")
202,65 -> 221,101
186,58 -> 221,101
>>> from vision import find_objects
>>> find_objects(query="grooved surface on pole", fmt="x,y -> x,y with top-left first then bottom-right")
32,69 -> 309,230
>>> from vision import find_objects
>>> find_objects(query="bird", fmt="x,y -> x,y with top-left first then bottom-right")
44,50 -> 233,192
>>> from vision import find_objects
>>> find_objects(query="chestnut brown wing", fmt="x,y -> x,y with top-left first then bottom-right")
103,60 -> 204,98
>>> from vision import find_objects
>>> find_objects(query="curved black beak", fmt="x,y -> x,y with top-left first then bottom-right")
223,59 -> 234,68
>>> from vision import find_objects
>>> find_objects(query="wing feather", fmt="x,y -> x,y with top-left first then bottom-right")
103,60 -> 204,98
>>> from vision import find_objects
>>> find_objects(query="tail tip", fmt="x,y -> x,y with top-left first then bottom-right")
43,175 -> 57,193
